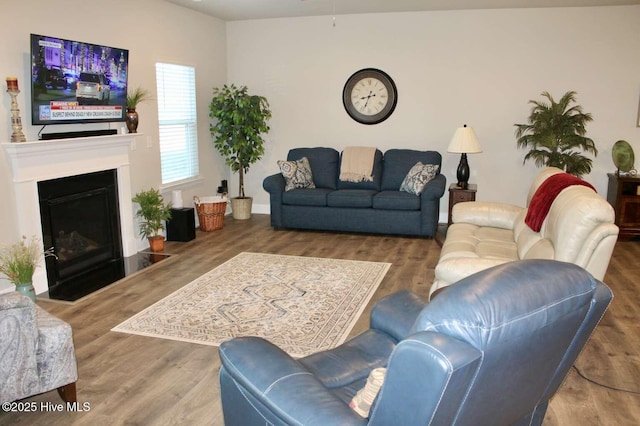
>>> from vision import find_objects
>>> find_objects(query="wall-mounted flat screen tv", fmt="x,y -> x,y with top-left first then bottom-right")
30,34 -> 129,125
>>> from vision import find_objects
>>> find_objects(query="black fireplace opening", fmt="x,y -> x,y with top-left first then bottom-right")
38,169 -> 125,301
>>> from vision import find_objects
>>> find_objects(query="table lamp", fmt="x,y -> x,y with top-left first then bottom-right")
448,124 -> 482,189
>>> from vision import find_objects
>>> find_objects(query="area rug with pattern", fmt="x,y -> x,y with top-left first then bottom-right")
111,252 -> 391,357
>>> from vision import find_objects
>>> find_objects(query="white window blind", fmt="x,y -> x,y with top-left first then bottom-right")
155,63 -> 199,184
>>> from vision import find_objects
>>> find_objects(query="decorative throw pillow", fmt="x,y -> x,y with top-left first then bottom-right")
277,157 -> 316,191
349,367 -> 387,418
399,162 -> 439,195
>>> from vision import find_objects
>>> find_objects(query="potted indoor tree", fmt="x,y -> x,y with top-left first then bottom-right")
209,84 -> 272,220
125,86 -> 152,133
132,188 -> 172,252
514,90 -> 598,177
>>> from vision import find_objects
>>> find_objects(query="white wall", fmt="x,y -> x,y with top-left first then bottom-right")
227,6 -> 640,215
1,3 -> 639,274
0,0 -> 227,291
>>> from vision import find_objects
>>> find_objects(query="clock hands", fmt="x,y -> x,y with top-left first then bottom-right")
359,91 -> 375,100
360,91 -> 375,109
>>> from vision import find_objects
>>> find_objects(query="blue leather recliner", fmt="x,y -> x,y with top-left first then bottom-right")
218,259 -> 612,426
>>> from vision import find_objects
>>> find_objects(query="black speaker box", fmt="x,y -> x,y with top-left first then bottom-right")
40,129 -> 117,140
166,207 -> 196,242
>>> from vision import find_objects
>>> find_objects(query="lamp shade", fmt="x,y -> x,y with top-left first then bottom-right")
448,125 -> 482,154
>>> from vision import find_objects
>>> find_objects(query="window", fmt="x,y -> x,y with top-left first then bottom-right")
155,63 -> 199,184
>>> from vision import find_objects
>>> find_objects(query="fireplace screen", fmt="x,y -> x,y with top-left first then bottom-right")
39,169 -> 124,301
48,189 -> 115,278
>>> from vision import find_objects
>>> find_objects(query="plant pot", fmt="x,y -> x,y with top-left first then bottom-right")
126,107 -> 139,133
148,235 -> 165,252
15,282 -> 36,302
231,197 -> 252,220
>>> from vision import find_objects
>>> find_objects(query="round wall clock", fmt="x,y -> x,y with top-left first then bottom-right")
342,68 -> 398,125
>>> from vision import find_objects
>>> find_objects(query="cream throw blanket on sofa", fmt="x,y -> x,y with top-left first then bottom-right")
339,147 -> 376,182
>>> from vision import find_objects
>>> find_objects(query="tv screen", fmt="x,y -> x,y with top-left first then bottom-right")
30,34 -> 129,125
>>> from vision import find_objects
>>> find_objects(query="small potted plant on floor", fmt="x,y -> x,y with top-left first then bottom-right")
0,235 -> 53,301
132,188 -> 172,252
209,84 -> 272,220
126,86 -> 152,133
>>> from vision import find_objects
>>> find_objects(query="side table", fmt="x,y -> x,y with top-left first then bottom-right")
166,207 -> 196,242
448,183 -> 477,226
606,173 -> 640,239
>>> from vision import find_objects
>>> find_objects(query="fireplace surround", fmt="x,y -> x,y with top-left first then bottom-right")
2,134 -> 138,296
39,169 -> 125,301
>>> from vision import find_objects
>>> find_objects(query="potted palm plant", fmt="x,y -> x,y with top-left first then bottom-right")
126,86 -> 152,133
514,90 -> 598,178
209,84 -> 272,220
132,188 -> 172,252
0,235 -> 53,301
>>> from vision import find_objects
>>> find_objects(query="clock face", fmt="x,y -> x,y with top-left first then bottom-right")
343,68 -> 397,125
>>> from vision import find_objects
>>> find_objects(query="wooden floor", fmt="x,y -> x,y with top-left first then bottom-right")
2,214 -> 639,425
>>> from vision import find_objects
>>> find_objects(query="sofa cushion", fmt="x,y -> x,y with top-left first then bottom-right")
399,162 -> 439,195
337,149 -> 383,191
382,150 -> 442,191
439,223 -> 518,263
278,157 -> 316,191
373,191 -> 420,210
327,190 -> 377,208
282,188 -> 332,207
288,148 -> 339,190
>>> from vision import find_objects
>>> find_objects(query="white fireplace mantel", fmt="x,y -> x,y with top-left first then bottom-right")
2,134 -> 139,295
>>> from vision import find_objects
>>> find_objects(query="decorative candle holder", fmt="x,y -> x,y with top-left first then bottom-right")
6,77 -> 27,143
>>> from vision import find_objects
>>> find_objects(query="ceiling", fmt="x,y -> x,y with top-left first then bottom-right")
163,0 -> 640,21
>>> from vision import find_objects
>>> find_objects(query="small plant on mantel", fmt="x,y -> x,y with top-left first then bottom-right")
132,188 -> 172,252
125,86 -> 152,133
126,86 -> 152,109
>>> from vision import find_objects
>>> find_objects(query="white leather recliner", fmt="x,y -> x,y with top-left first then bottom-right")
431,167 -> 619,298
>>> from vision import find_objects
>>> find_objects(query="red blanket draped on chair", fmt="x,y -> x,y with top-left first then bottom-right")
525,173 -> 596,232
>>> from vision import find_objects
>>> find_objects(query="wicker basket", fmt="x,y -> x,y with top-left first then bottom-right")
194,195 -> 228,231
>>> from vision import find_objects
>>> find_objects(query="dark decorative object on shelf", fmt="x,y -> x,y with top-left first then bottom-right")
612,140 -> 635,176
125,87 -> 152,134
217,179 -> 228,194
125,108 -> 139,133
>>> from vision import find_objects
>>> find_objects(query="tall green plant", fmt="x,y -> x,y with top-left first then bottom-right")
514,90 -> 597,177
132,189 -> 172,239
209,84 -> 272,198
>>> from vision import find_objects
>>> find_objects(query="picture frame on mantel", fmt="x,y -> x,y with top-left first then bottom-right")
637,95 -> 640,127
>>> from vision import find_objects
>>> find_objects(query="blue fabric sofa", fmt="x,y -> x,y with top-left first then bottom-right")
262,147 -> 446,237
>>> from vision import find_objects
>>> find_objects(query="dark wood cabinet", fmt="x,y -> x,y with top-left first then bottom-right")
607,173 -> 640,239
448,183 -> 477,226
